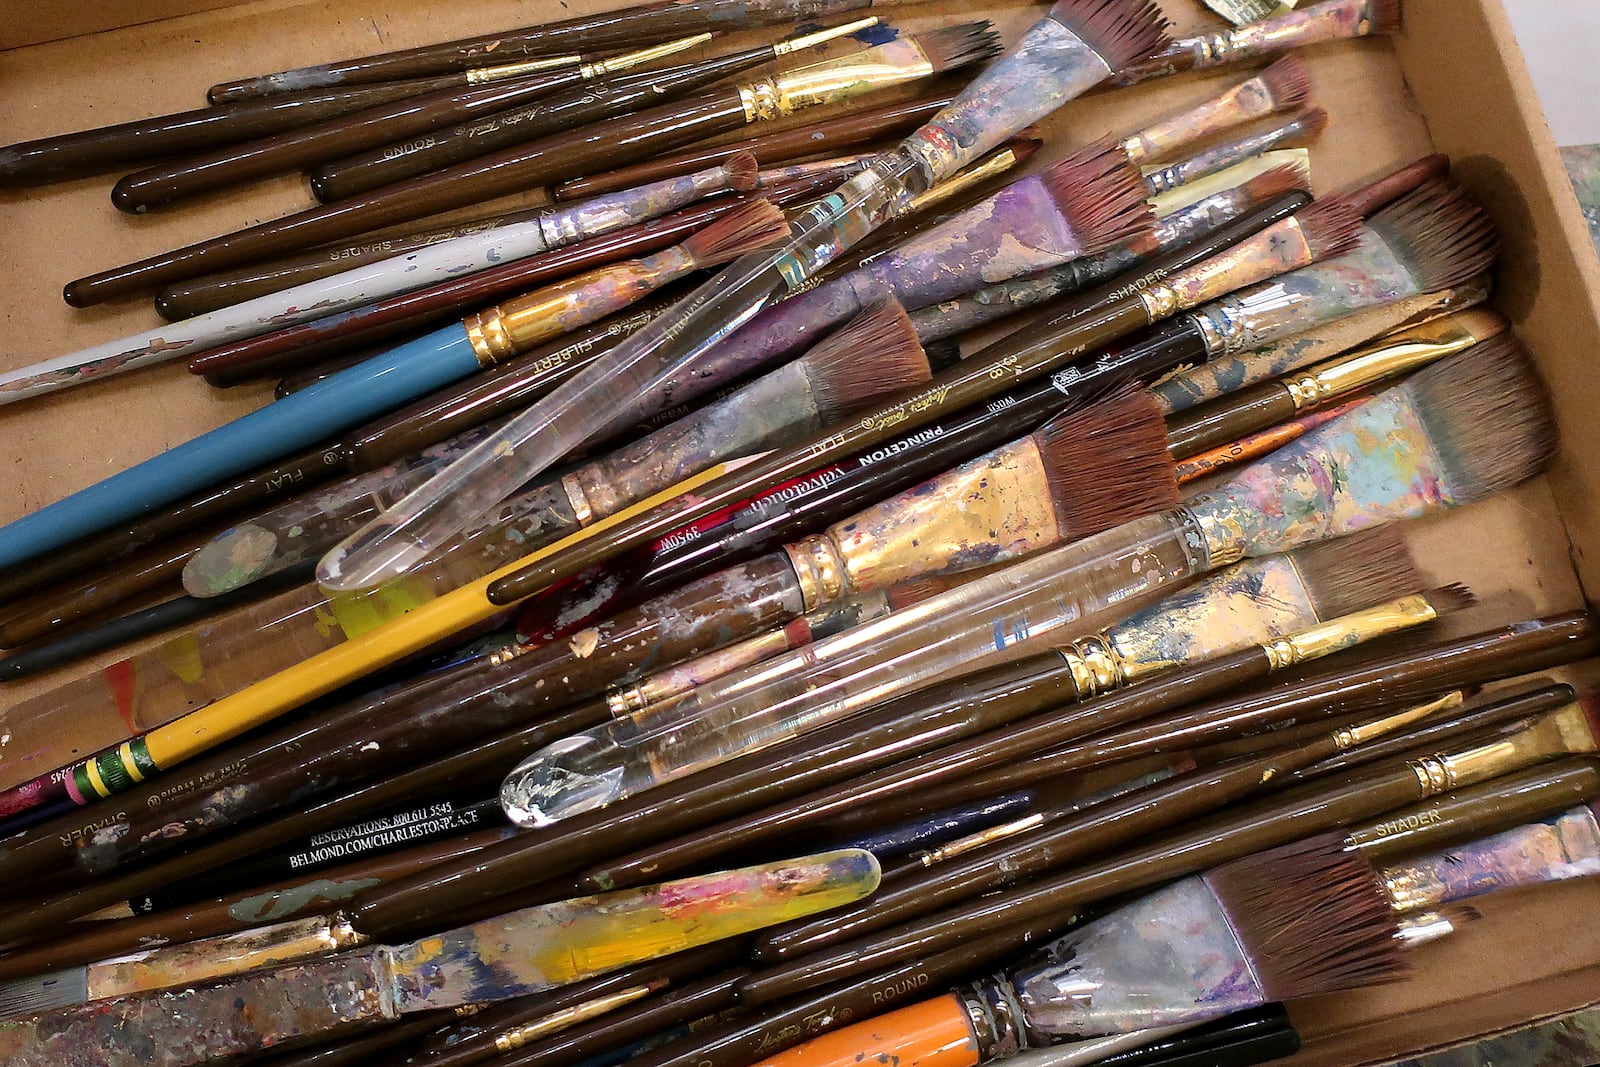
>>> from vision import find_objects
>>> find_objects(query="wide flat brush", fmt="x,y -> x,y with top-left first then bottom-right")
66,26 -> 998,306
206,0 -> 917,101
111,32 -> 724,212
0,851 -> 881,1067
497,329 -> 1536,827
0,200 -> 787,579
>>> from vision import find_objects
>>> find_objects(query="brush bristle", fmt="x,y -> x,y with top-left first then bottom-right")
1343,154 -> 1452,217
804,299 -> 931,422
1042,140 -> 1155,255
1050,0 -> 1171,72
1287,526 -> 1421,622
681,199 -> 788,267
885,572 -> 974,610
1243,162 -> 1312,203
1205,833 -> 1408,1000
1402,336 -> 1557,504
1291,105 -> 1331,141
923,338 -> 964,373
1295,194 -> 1365,261
1034,388 -> 1181,541
1424,583 -> 1477,616
1368,179 -> 1500,292
1368,0 -> 1404,35
912,22 -> 1003,73
722,151 -> 760,193
1259,56 -> 1313,109
1007,137 -> 1046,167
0,966 -> 85,1017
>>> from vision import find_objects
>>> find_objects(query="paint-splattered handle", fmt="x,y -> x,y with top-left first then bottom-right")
1379,807 -> 1600,911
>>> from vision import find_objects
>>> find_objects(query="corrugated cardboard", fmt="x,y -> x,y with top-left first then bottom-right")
1,0 -> 1598,1060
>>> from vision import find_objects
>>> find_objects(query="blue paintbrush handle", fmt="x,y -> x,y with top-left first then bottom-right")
0,325 -> 479,571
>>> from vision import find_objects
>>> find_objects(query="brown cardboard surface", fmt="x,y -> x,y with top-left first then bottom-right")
1,0 -> 1598,1062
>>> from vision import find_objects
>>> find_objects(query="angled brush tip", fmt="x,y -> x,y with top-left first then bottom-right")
1288,525 -> 1421,622
913,22 -> 1003,73
803,298 -> 931,422
1295,194 -> 1365,261
1206,833 -> 1408,1000
681,198 -> 788,267
722,151 -> 760,192
1043,139 -> 1155,255
1424,582 -> 1478,616
1243,161 -> 1312,203
1034,387 -> 1181,540
1343,154 -> 1452,217
1050,0 -> 1171,72
1259,55 -> 1313,109
1405,335 -> 1557,503
1370,178 -> 1500,292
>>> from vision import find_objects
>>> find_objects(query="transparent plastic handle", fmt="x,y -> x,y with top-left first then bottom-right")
316,155 -> 927,593
501,510 -> 1208,825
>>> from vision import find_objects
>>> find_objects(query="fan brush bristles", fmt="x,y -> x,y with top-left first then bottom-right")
1243,161 -> 1313,201
1034,388 -> 1182,541
1406,336 -> 1558,503
804,299 -> 932,422
1369,179 -> 1501,292
1042,140 -> 1155,253
1288,525 -> 1422,621
722,151 -> 760,193
1294,194 -> 1365,261
1259,55 -> 1314,109
1051,0 -> 1172,72
1367,0 -> 1404,35
913,23 -> 1004,73
681,199 -> 789,267
1204,833 -> 1409,1000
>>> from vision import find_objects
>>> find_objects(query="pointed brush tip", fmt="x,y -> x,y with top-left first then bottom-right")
1260,55 -> 1313,109
1050,0 -> 1171,72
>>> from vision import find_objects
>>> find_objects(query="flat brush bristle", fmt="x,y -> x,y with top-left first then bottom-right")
1404,336 -> 1557,503
1369,179 -> 1500,292
1243,161 -> 1312,202
1205,833 -> 1408,1000
913,22 -> 1003,73
1289,525 -> 1421,621
885,572 -> 972,610
1259,55 -> 1313,109
1424,582 -> 1478,616
1051,0 -> 1171,72
1290,105 -> 1331,142
681,199 -> 788,266
1343,154 -> 1452,217
1034,388 -> 1181,541
722,151 -> 760,193
1368,0 -> 1404,35
1043,140 -> 1155,254
1007,137 -> 1046,167
0,966 -> 84,1017
1295,194 -> 1364,261
805,299 -> 931,422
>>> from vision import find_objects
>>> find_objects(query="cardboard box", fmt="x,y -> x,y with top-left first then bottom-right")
1,0 -> 1598,1060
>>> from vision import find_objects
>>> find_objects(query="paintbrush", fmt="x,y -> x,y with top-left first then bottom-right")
206,0 -> 917,101
1173,398 -> 1367,485
1139,107 -> 1328,197
496,336 -> 1548,826
0,198 -> 787,582
52,383 -> 1160,879
1118,56 -> 1312,165
65,26 -> 998,307
312,0 -> 1173,592
0,850 -> 881,1067
0,158 -> 754,409
304,21 -> 885,200
112,31 -> 728,212
1164,308 -> 1511,459
0,299 -> 918,812
1111,0 -> 1403,88
514,384 -> 1179,651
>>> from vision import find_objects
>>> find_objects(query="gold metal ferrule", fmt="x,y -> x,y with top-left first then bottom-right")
740,36 -> 937,123
785,536 -> 849,612
1406,703 -> 1600,797
1262,593 -> 1440,672
1283,309 -> 1510,411
1139,216 -> 1309,322
493,984 -> 657,1052
578,32 -> 712,80
1330,692 -> 1465,751
1184,506 -> 1249,568
608,685 -> 649,715
464,53 -> 584,84
905,145 -> 1023,214
464,305 -> 517,367
1058,634 -> 1127,699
